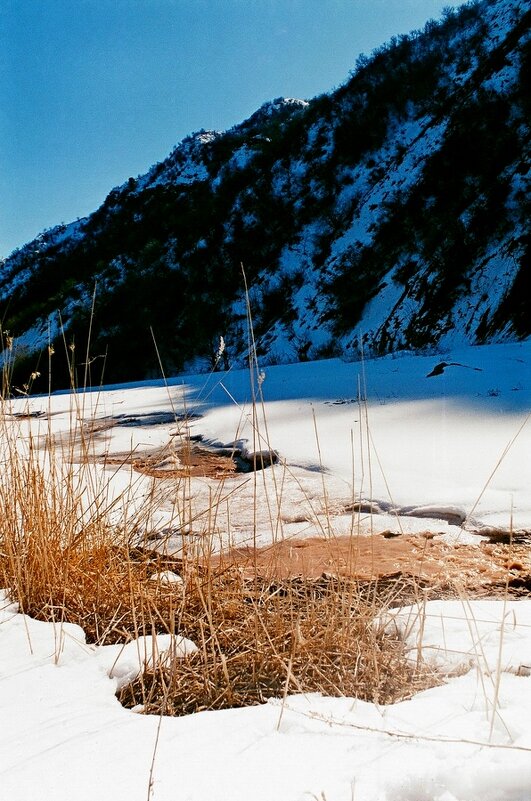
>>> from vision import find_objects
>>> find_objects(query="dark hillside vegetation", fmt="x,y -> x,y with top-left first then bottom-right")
1,0 -> 529,390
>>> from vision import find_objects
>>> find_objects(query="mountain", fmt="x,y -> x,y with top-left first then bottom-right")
1,0 -> 530,390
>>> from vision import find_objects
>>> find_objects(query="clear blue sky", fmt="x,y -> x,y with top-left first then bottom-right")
1,0 -> 465,258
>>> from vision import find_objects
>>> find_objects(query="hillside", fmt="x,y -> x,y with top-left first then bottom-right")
1,0 -> 530,388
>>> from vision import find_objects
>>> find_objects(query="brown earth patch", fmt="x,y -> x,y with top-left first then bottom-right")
212,534 -> 531,596
103,443 -> 238,479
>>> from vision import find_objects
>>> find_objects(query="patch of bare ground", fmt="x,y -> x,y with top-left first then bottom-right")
90,444 -> 531,716
103,443 -> 238,479
212,534 -> 531,596
117,532 -> 531,716
0,518 -> 437,717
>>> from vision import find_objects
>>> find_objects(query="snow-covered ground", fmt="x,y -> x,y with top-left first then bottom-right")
2,338 -> 531,800
2,593 -> 531,800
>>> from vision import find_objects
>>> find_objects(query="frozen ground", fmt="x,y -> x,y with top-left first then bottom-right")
2,339 -> 531,800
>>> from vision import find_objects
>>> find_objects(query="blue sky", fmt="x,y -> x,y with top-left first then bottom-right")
2,0 -> 466,258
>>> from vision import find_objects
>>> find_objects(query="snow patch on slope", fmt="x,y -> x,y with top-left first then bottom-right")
0,313 -> 62,370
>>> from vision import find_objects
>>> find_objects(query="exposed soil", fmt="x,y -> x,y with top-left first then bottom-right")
93,429 -> 276,478
115,444 -> 238,479
92,435 -> 239,479
212,534 -> 531,597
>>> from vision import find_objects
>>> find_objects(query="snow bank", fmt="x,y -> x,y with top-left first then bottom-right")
98,634 -> 197,690
386,598 -> 531,676
2,592 -> 531,801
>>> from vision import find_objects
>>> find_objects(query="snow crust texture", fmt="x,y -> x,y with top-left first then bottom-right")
3,589 -> 531,801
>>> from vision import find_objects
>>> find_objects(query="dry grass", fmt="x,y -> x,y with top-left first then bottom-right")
119,567 -> 431,715
0,383 -> 437,719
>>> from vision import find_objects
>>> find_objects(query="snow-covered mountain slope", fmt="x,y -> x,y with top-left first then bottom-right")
1,0 -> 529,388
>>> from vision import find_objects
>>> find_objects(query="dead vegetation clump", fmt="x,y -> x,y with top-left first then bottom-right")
118,566 -> 433,716
0,412 -> 435,717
